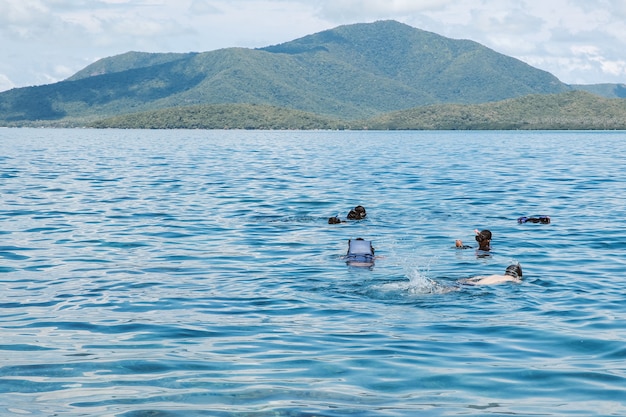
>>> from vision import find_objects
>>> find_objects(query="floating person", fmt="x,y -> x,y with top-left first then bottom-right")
455,229 -> 492,252
456,263 -> 523,286
328,205 -> 367,224
347,205 -> 367,220
343,237 -> 376,267
518,215 -> 550,224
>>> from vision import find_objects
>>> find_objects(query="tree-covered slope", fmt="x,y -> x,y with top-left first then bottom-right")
85,91 -> 626,130
89,103 -> 346,130
65,51 -> 197,82
260,20 -> 569,104
0,20 -> 582,125
363,91 -> 626,130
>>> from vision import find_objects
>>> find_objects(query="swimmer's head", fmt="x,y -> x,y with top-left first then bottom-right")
347,205 -> 367,220
504,264 -> 522,279
474,229 -> 492,243
328,216 -> 341,224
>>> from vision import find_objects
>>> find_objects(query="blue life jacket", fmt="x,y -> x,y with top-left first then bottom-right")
345,239 -> 374,263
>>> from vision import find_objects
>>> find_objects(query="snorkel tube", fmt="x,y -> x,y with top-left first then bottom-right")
518,216 -> 550,224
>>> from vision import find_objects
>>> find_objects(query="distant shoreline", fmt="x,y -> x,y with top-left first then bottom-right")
4,91 -> 626,130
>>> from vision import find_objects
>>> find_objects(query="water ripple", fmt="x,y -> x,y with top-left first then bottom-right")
1,129 -> 625,416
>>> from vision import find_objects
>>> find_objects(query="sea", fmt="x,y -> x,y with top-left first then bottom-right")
1,128 -> 625,416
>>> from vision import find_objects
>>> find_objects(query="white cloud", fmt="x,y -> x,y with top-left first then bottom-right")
0,0 -> 50,40
570,45 -> 626,80
0,73 -> 15,92
189,0 -> 222,15
309,0 -> 456,20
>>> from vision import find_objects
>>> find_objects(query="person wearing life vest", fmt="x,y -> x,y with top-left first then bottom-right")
343,238 -> 376,267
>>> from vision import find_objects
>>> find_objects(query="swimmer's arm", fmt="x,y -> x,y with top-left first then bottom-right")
455,239 -> 473,249
459,276 -> 482,284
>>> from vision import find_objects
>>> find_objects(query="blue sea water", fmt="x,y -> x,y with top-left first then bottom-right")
1,128 -> 626,416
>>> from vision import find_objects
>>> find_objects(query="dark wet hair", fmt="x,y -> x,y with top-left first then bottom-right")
475,229 -> 492,243
504,264 -> 522,279
347,205 -> 367,220
328,216 -> 341,224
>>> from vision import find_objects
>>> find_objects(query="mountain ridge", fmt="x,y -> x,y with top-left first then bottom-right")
1,20 -> 625,127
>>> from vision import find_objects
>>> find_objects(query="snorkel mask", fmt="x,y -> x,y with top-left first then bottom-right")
504,264 -> 522,279
474,229 -> 491,243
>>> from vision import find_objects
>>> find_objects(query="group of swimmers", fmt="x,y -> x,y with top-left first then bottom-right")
329,205 -> 548,286
328,206 -> 378,267
328,205 -> 367,224
454,228 -> 522,285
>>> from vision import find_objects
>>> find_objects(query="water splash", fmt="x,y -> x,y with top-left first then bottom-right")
405,266 -> 451,295
366,264 -> 452,299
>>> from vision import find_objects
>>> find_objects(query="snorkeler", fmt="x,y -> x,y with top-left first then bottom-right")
455,229 -> 492,251
518,215 -> 550,224
457,263 -> 522,286
343,237 -> 376,267
347,205 -> 367,220
328,205 -> 367,224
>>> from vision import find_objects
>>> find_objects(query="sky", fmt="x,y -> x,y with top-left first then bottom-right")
1,0 -> 626,92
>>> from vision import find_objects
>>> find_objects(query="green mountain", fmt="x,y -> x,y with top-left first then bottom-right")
0,20 -> 582,126
65,51 -> 196,82
569,83 -> 626,98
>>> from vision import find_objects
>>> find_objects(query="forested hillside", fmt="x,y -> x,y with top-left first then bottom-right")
88,91 -> 626,130
1,20 -> 583,126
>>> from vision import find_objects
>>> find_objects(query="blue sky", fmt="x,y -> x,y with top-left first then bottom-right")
1,0 -> 625,92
